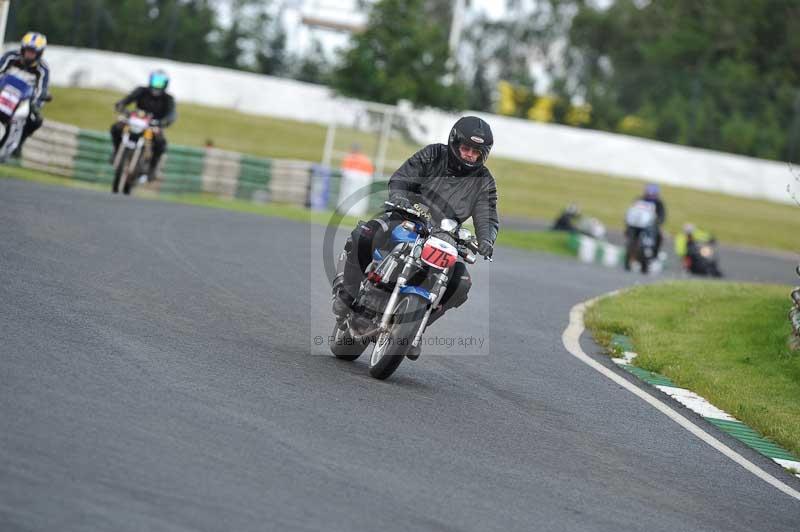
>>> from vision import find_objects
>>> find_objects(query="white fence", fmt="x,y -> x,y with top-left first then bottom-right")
26,45 -> 799,205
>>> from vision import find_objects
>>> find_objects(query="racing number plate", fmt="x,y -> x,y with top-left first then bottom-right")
0,86 -> 21,116
421,236 -> 458,270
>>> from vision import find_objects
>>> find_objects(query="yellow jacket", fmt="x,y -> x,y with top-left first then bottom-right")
674,229 -> 712,257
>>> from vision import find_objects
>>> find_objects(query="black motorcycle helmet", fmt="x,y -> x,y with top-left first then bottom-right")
448,116 -> 493,174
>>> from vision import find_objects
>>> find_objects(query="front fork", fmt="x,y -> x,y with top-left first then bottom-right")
112,132 -> 129,169
411,272 -> 447,348
378,254 -> 449,350
379,257 -> 414,331
128,141 -> 144,177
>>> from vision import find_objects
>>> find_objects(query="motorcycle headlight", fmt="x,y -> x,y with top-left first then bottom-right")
440,218 -> 458,232
700,246 -> 712,258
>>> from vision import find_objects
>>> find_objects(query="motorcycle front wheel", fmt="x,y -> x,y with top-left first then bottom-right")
112,149 -> 133,194
368,295 -> 427,380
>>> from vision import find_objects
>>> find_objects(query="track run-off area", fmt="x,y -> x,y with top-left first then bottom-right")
1,179 -> 798,531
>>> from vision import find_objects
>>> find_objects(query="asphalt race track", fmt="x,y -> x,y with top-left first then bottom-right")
1,179 -> 798,531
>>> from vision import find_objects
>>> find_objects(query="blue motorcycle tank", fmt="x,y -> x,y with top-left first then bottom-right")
391,225 -> 418,244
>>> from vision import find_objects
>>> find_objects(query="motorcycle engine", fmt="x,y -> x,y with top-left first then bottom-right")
357,281 -> 389,318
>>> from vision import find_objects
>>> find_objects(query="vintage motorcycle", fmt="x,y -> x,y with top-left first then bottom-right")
624,200 -> 659,274
111,110 -> 158,194
0,73 -> 48,162
684,237 -> 723,277
330,201 -> 482,380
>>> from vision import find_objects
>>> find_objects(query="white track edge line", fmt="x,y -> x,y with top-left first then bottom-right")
561,296 -> 800,502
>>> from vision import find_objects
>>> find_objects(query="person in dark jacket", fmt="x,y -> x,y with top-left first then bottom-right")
625,183 -> 667,257
640,183 -> 666,225
110,70 -> 176,181
641,183 -> 666,254
333,116 -> 499,326
0,32 -> 51,154
552,204 -> 580,232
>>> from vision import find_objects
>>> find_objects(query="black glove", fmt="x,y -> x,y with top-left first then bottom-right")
388,193 -> 413,211
478,240 -> 494,258
114,102 -> 125,113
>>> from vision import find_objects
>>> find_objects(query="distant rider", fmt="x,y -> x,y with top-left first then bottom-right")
675,223 -> 719,275
333,116 -> 499,329
625,183 -> 666,255
552,204 -> 580,232
0,32 -> 50,155
111,70 -> 176,181
640,183 -> 666,226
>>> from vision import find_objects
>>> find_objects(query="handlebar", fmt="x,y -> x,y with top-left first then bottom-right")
116,110 -> 160,130
384,200 -> 493,263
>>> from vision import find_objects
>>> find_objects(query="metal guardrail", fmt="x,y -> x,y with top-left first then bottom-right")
19,120 -> 385,212
16,120 -> 394,217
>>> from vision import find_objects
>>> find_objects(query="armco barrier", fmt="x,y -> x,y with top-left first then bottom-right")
568,233 -> 667,273
18,120 -> 392,217
18,120 -> 322,207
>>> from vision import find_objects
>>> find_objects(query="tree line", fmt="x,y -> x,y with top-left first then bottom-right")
7,0 -> 323,82
9,0 -> 800,161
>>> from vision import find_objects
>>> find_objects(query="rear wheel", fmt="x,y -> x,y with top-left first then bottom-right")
369,296 -> 428,380
329,322 -> 369,361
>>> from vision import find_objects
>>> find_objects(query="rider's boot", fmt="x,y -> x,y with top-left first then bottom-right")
333,247 -> 366,318
332,290 -> 354,318
14,121 -> 36,157
147,158 -> 160,182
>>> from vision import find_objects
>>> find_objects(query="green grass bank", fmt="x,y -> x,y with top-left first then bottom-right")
586,281 -> 800,457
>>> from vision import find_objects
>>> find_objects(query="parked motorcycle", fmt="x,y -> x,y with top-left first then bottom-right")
624,200 -> 659,274
330,201 -> 482,380
111,110 -> 158,194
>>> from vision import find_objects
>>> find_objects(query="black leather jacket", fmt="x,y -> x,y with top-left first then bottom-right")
388,143 -> 499,245
115,87 -> 176,126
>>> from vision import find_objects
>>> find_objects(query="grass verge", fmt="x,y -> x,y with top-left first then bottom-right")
1,167 -> 573,257
496,229 -> 573,256
585,281 -> 800,457
45,86 -> 800,254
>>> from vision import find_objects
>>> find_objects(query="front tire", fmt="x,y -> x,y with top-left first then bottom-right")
112,149 -> 132,194
329,323 -> 369,361
368,296 -> 428,380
